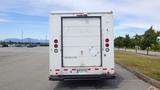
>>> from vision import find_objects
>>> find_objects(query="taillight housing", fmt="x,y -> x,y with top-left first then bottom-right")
105,38 -> 109,52
53,39 -> 59,53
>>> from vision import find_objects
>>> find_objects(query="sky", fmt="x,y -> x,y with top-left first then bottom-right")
0,0 -> 160,40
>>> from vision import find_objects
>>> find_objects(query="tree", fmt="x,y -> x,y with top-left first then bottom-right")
134,34 -> 142,46
114,36 -> 124,50
142,26 -> 157,55
124,34 -> 131,51
133,34 -> 143,53
129,38 -> 135,48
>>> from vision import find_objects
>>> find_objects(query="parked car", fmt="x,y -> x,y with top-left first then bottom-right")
15,44 -> 22,47
2,44 -> 8,47
26,44 -> 36,48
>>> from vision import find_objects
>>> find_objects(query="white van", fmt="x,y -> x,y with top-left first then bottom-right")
49,11 -> 115,80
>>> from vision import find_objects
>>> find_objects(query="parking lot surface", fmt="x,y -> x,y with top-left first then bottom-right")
0,47 -> 151,90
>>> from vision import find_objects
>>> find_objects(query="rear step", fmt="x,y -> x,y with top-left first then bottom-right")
49,74 -> 116,81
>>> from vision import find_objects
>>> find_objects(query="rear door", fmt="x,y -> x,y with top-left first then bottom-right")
62,16 -> 102,67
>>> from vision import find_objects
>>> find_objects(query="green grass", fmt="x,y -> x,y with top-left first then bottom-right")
115,51 -> 160,81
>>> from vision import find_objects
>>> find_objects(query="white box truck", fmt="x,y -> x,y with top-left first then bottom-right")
49,11 -> 115,81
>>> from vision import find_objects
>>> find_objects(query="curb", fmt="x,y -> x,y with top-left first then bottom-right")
116,62 -> 160,89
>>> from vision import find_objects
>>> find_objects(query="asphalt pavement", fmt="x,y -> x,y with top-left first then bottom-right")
0,47 -> 152,90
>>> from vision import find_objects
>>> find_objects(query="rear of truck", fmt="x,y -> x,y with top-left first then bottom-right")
49,11 -> 115,81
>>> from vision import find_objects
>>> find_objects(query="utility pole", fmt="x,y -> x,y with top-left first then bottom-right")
21,30 -> 23,44
46,34 -> 47,41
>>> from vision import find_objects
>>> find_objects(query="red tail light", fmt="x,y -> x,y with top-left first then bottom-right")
105,43 -> 109,47
64,69 -> 68,71
72,69 -> 76,71
107,72 -> 110,75
95,68 -> 99,70
55,69 -> 60,71
105,38 -> 109,42
103,68 -> 107,70
54,44 -> 58,48
54,39 -> 58,43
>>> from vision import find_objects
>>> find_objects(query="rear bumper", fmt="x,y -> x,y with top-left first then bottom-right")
49,74 -> 116,81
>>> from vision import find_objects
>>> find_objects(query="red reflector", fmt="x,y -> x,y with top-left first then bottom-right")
111,68 -> 114,70
64,69 -> 68,71
95,68 -> 99,70
105,43 -> 109,47
105,38 -> 109,42
54,44 -> 58,48
107,72 -> 110,75
103,68 -> 107,70
54,39 -> 58,43
55,69 -> 60,71
72,69 -> 76,71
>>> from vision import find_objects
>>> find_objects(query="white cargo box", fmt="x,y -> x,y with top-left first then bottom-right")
49,11 -> 115,81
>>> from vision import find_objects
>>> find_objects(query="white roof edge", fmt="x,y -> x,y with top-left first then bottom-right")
50,11 -> 113,14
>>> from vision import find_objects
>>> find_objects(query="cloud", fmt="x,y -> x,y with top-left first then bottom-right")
115,16 -> 160,31
0,0 -> 160,34
0,18 -> 11,23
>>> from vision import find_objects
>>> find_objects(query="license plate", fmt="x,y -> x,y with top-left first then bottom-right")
77,69 -> 87,73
